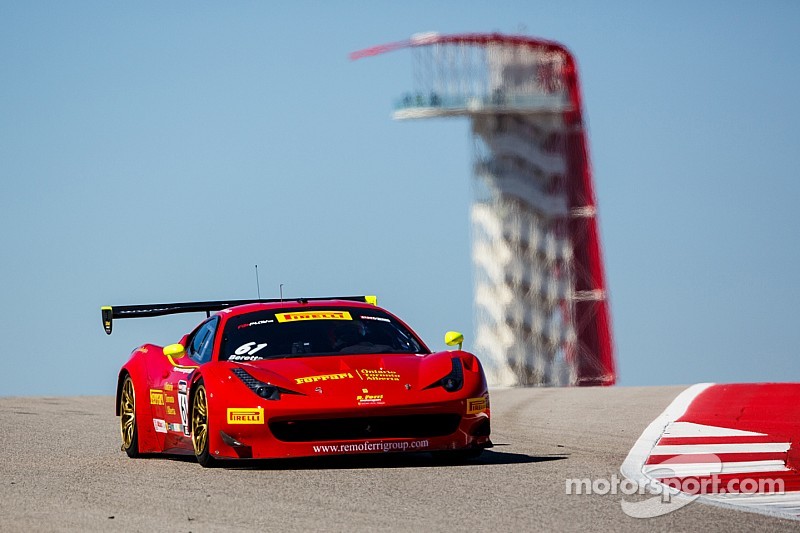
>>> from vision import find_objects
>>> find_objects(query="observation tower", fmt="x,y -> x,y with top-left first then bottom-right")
353,33 -> 615,386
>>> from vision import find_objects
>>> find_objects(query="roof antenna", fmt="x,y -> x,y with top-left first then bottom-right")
255,265 -> 262,299
279,283 -> 284,302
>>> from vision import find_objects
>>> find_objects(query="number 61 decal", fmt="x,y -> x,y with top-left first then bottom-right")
235,342 -> 267,356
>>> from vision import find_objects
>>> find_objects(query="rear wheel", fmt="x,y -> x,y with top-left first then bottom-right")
191,381 -> 217,468
119,375 -> 139,458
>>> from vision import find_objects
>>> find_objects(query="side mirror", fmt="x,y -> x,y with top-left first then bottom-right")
163,343 -> 186,358
444,331 -> 464,351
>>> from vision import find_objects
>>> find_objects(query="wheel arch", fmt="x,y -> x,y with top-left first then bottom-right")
187,366 -> 230,461
115,355 -> 161,454
187,370 -> 206,434
115,369 -> 129,416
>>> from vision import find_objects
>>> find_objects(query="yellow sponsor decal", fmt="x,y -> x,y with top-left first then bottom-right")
357,368 -> 400,382
276,310 -> 352,323
227,407 -> 265,425
466,397 -> 488,414
165,396 -> 175,404
164,383 -> 174,392
295,372 -> 354,385
166,406 -> 176,416
149,389 -> 165,406
356,393 -> 384,405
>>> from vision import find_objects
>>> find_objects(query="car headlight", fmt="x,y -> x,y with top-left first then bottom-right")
425,358 -> 464,392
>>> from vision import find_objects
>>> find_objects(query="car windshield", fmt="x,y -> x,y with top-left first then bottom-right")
219,307 -> 427,361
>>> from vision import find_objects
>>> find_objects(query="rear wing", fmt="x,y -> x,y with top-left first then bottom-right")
101,295 -> 378,335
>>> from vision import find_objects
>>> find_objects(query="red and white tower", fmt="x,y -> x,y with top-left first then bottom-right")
353,33 -> 616,386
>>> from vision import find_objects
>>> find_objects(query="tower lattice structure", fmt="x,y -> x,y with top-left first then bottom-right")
353,33 -> 615,386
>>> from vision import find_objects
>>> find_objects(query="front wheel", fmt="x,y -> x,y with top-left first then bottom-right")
119,375 -> 140,458
191,381 -> 217,468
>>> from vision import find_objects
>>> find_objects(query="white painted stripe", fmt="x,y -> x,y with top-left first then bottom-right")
620,383 -> 800,521
707,492 -> 800,517
651,442 -> 791,455
663,421 -> 767,438
712,492 -> 800,504
620,383 -> 714,484
644,460 -> 789,477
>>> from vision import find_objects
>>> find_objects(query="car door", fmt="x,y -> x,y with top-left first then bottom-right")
159,316 -> 218,452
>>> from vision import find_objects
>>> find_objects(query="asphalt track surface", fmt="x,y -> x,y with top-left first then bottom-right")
1,387 -> 797,532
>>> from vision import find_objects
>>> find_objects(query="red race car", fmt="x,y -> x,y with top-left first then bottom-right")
102,296 -> 491,467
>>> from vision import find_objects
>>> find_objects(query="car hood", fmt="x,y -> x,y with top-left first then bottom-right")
230,351 -> 457,394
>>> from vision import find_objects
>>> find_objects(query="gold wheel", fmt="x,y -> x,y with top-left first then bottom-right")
191,385 -> 209,456
119,375 -> 138,456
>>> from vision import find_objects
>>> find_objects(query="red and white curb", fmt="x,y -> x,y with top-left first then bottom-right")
621,383 -> 800,520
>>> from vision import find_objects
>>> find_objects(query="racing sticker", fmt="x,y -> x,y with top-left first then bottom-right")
153,418 -> 167,434
149,389 -> 165,406
275,310 -> 352,323
229,354 -> 266,362
167,423 -> 184,433
356,393 -> 384,405
177,381 -> 189,436
229,341 -> 268,361
466,397 -> 488,414
360,315 -> 390,323
295,372 -> 354,385
357,369 -> 400,382
237,319 -> 274,329
227,408 -> 264,425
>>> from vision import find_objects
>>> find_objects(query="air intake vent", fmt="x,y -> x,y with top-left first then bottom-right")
269,414 -> 461,442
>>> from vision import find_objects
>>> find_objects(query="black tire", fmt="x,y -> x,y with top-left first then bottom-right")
191,381 -> 217,468
119,375 -> 140,458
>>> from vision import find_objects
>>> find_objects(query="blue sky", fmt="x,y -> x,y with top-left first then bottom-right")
1,2 -> 798,395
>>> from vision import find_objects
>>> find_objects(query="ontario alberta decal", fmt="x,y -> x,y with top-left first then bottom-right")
356,369 -> 400,382
227,407 -> 265,425
466,397 -> 488,414
275,310 -> 352,323
295,372 -> 354,385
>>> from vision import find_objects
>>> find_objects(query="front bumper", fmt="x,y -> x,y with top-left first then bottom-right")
208,400 -> 491,460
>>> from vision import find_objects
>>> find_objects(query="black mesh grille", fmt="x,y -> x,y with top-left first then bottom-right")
269,414 -> 462,442
232,368 -> 262,390
231,367 -> 304,397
